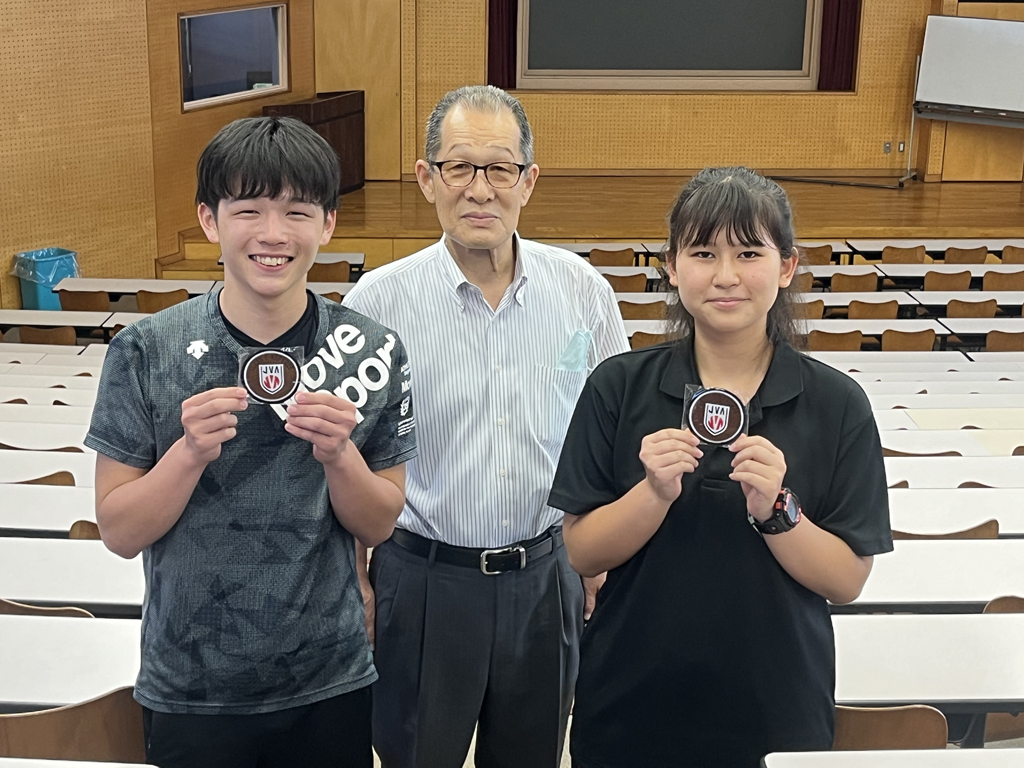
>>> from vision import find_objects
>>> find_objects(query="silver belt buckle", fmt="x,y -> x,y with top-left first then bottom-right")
480,545 -> 527,575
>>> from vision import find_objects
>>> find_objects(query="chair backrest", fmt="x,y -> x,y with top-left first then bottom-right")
792,272 -> 814,292
807,330 -> 863,351
618,301 -> 665,320
18,471 -> 75,486
882,329 -> 935,352
322,292 -> 343,303
136,289 -> 189,314
0,598 -> 93,619
57,290 -> 110,312
604,274 -> 648,292
983,595 -> 1024,614
984,270 -> 1024,291
833,705 -> 948,750
987,330 -> 1024,352
923,270 -> 971,291
944,246 -> 988,264
946,299 -> 997,318
589,248 -> 635,266
0,687 -> 145,761
981,596 -> 1024,743
795,299 -> 824,320
69,520 -> 101,540
1002,245 -> 1024,264
848,300 -> 898,320
800,245 -> 832,265
307,261 -> 351,283
831,273 -> 877,292
630,332 -> 671,350
882,245 -> 927,264
18,327 -> 77,346
893,519 -> 999,540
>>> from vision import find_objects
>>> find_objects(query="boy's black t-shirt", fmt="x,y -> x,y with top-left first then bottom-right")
547,338 -> 892,768
219,290 -> 319,351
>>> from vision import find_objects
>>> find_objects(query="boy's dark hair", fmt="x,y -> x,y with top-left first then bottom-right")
196,116 -> 340,215
662,166 -> 804,348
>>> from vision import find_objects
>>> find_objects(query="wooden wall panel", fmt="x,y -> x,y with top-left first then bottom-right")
399,0 -> 937,174
148,0 -> 317,258
0,0 -> 156,308
957,2 -> 1024,21
314,0 -> 401,180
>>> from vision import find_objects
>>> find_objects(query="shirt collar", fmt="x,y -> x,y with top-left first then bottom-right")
658,334 -> 804,424
434,233 -> 530,309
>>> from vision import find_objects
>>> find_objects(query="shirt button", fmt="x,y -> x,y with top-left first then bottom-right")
499,469 -> 507,477
497,417 -> 505,426
494,365 -> 501,372
502,520 -> 509,527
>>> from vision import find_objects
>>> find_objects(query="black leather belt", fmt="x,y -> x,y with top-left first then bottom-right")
390,526 -> 563,575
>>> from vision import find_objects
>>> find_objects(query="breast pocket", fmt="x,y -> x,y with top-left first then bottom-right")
533,365 -> 588,460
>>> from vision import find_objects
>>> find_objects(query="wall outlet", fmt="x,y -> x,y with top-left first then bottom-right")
884,142 -> 892,154
898,141 -> 906,153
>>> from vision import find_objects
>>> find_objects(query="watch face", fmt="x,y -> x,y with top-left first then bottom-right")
784,494 -> 800,524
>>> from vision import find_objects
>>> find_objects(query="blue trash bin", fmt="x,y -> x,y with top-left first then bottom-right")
11,248 -> 80,310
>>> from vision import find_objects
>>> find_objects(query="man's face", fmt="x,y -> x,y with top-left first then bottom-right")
198,193 -> 336,300
415,105 -> 539,252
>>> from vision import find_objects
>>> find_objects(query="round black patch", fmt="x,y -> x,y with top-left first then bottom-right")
686,388 -> 747,445
241,349 -> 301,404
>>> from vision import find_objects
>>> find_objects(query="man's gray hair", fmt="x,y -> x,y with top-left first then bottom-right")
424,85 -> 534,166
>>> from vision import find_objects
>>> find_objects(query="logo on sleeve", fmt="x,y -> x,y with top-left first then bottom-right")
187,340 -> 209,360
400,396 -> 410,416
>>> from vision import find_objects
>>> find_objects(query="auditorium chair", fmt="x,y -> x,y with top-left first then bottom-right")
69,520 -> 101,540
791,272 -> 813,292
136,289 -> 189,314
944,246 -> 988,264
806,330 -> 862,352
0,687 -> 146,762
892,520 -> 998,540
881,329 -> 935,352
848,300 -> 898,320
17,471 -> 75,486
57,290 -> 110,312
799,245 -> 832,265
18,327 -> 76,346
983,271 -> 1024,291
981,596 -> 1024,744
830,273 -> 877,293
1001,245 -> 1024,264
630,332 -> 670,350
946,299 -> 997,318
923,271 -> 971,291
986,331 -> 1024,352
322,292 -> 343,303
0,599 -> 93,619
617,301 -> 664,320
307,260 -> 351,283
881,245 -> 927,264
589,248 -> 635,266
795,299 -> 824,320
604,274 -> 648,292
833,705 -> 947,750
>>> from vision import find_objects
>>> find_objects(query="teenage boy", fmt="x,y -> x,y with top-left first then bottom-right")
86,116 -> 415,768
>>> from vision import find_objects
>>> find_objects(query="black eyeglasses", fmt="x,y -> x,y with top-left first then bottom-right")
429,160 -> 527,189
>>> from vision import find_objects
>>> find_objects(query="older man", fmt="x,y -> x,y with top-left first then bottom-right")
344,85 -> 629,768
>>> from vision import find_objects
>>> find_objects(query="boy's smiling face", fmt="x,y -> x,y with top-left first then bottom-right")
198,192 -> 336,302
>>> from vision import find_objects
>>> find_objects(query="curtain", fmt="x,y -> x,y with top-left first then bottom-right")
488,0 -> 518,89
818,0 -> 861,91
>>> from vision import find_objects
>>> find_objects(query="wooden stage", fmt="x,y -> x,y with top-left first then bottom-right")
169,176 -> 1024,277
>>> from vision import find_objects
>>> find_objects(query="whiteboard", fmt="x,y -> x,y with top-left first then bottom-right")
916,15 -> 1024,113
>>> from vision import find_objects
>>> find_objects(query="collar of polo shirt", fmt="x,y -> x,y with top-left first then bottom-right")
436,233 -> 530,310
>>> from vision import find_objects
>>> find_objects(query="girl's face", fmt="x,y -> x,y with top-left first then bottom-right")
666,228 -> 798,341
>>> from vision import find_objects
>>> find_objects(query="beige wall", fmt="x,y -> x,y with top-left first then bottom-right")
148,0 -> 318,257
1,0 -> 157,308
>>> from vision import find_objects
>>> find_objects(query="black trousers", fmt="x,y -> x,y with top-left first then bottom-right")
370,531 -> 584,768
143,686 -> 372,768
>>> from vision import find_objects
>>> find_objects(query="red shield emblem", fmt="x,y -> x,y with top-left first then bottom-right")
704,403 -> 729,436
259,364 -> 284,395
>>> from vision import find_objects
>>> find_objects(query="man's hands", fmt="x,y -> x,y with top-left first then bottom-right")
729,435 -> 786,522
181,387 -> 248,465
285,391 -> 359,464
639,428 -> 703,502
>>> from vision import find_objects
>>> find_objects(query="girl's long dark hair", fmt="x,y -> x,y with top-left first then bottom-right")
662,167 -> 804,348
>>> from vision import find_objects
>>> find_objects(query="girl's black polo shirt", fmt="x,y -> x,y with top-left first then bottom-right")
549,339 -> 893,768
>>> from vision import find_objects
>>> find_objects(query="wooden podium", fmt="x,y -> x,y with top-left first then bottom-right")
263,91 -> 365,194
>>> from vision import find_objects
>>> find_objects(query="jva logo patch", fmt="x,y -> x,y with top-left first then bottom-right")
260,364 -> 284,395
704,403 -> 730,436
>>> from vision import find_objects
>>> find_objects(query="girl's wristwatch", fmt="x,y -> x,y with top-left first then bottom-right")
748,488 -> 802,535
